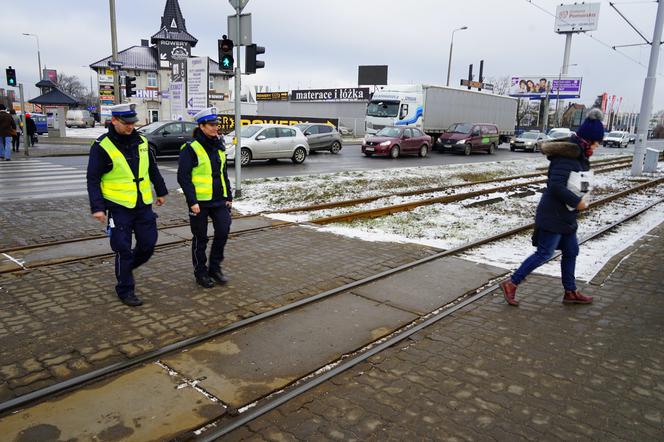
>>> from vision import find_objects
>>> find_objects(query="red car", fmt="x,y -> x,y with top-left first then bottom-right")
362,126 -> 432,158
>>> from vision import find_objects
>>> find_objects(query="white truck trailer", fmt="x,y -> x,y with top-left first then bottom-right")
365,84 -> 518,144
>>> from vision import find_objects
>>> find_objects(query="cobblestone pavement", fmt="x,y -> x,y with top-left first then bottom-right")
1,193 -> 193,250
224,223 -> 664,441
0,223 -> 436,401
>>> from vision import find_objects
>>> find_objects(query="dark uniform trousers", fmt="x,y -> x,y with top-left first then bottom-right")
190,205 -> 231,277
108,205 -> 158,298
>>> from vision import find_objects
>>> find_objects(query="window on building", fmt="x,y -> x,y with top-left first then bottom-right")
147,72 -> 158,88
209,75 -> 215,91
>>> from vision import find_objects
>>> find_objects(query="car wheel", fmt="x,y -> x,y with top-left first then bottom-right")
418,144 -> 428,158
329,141 -> 342,154
510,146 -> 515,152
390,145 -> 400,159
148,143 -> 159,157
292,146 -> 307,164
91,121 -> 95,128
603,142 -> 607,147
240,147 -> 251,166
464,144 -> 472,156
488,143 -> 496,154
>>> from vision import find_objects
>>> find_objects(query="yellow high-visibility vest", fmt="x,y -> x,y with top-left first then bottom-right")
99,135 -> 153,208
183,140 -> 228,200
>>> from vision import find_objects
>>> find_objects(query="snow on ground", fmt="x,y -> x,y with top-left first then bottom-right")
233,154 -> 663,282
44,126 -> 107,139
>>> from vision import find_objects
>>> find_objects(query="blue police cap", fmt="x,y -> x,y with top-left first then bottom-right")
110,103 -> 138,123
194,107 -> 218,124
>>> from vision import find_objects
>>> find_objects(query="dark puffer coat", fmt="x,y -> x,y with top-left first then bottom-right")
534,136 -> 591,234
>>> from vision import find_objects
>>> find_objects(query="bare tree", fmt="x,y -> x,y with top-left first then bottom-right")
57,73 -> 88,99
485,76 -> 511,95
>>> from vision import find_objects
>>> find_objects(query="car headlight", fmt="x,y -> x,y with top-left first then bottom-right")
380,141 -> 391,146
526,142 -> 533,146
456,139 -> 466,145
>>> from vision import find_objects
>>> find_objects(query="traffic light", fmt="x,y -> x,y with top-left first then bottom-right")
6,67 -> 16,87
124,75 -> 136,97
245,44 -> 265,74
218,35 -> 234,73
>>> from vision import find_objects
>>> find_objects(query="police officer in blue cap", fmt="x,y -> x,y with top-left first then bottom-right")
87,103 -> 168,307
178,107 -> 232,288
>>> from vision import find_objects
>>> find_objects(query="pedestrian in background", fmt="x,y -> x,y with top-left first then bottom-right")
178,107 -> 232,288
86,103 -> 168,307
500,109 -> 605,306
25,114 -> 37,146
0,104 -> 17,161
10,109 -> 21,152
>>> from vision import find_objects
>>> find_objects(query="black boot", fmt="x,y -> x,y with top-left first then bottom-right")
196,274 -> 215,288
209,268 -> 229,284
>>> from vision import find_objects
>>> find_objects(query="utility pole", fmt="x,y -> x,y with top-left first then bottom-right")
231,0 -> 246,197
109,0 -> 121,105
18,84 -> 29,156
631,0 -> 664,176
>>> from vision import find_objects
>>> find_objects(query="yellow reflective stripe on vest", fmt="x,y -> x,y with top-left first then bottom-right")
99,135 -> 154,208
187,140 -> 228,201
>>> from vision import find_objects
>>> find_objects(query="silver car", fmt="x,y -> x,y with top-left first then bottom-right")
294,123 -> 343,154
224,124 -> 309,166
510,131 -> 548,152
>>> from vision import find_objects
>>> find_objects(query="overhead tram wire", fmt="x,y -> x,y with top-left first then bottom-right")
525,0 -> 664,78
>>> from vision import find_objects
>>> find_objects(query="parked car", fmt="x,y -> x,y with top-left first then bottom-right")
628,133 -> 637,144
603,131 -> 629,148
362,126 -> 432,158
294,123 -> 343,154
436,123 -> 500,155
547,127 -> 573,140
510,131 -> 548,152
137,120 -> 198,156
66,109 -> 95,128
224,124 -> 309,166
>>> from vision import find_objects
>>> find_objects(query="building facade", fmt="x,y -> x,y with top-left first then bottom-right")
90,0 -> 230,125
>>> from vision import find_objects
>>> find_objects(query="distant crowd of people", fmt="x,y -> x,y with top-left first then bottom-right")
0,103 -> 37,160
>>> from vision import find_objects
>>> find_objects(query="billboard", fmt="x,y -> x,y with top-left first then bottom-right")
509,76 -> 582,99
218,114 -> 339,133
256,91 -> 289,101
186,57 -> 209,117
358,65 -> 388,85
555,3 -> 600,33
290,87 -> 370,102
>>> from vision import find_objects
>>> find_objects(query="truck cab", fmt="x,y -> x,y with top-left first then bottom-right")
365,86 -> 423,136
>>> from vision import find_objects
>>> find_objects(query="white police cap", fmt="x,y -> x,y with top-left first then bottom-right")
110,103 -> 138,123
194,107 -> 218,124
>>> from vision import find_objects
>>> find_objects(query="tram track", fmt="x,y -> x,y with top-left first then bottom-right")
1,178 -> 662,438
0,158 -> 643,274
0,156 -> 636,256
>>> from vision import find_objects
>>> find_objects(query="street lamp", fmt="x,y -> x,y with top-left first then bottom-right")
555,63 -> 578,127
22,33 -> 42,81
81,65 -> 94,97
446,26 -> 468,87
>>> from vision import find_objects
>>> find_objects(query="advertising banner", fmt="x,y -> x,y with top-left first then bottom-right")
555,3 -> 600,33
256,92 -> 289,101
170,81 -> 186,121
290,87 -> 370,102
509,76 -> 582,99
218,114 -> 339,133
186,57 -> 208,117
43,69 -> 57,83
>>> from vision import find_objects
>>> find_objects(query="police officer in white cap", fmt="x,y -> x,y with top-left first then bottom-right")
87,103 -> 168,306
177,107 -> 232,288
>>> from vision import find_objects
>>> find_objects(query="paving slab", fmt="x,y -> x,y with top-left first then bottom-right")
353,256 -> 506,314
0,363 -> 224,442
0,215 -> 281,272
163,292 -> 417,407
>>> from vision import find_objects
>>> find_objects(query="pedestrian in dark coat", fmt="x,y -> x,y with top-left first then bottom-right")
10,109 -> 21,152
0,104 -> 16,160
25,114 -> 37,145
501,109 -> 605,306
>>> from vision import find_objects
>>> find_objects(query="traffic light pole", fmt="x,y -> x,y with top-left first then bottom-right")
233,4 -> 242,198
109,0 -> 121,105
18,83 -> 29,156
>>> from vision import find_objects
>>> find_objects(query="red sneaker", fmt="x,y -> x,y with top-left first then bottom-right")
500,279 -> 519,306
563,290 -> 593,304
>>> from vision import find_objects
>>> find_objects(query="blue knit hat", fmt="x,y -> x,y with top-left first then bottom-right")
576,108 -> 605,142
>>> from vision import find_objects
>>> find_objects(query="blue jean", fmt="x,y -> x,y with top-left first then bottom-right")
2,136 -> 11,159
512,229 -> 579,291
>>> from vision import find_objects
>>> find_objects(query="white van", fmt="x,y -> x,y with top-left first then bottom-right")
66,109 -> 95,128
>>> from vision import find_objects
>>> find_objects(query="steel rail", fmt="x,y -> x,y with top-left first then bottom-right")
196,195 -> 664,441
1,177 -> 661,416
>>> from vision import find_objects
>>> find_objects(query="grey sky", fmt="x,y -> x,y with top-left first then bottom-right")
1,0 -> 661,112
